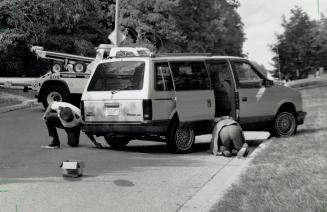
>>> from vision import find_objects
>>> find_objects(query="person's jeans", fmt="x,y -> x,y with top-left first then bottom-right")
219,124 -> 244,152
45,113 -> 80,147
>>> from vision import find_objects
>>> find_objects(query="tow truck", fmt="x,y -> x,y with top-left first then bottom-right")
30,44 -> 151,108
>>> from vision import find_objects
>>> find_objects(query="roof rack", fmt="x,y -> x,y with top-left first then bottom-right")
153,53 -> 212,57
107,52 -> 214,59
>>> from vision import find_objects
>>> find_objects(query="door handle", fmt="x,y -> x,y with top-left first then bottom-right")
242,97 -> 247,102
207,99 -> 212,108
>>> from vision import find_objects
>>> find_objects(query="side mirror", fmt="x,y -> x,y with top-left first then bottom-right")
264,79 -> 274,87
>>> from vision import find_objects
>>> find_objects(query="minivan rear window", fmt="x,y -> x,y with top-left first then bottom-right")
87,61 -> 145,91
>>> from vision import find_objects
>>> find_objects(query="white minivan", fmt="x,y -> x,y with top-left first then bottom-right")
81,55 -> 306,153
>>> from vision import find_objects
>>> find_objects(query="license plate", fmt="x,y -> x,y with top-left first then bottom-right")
105,107 -> 120,116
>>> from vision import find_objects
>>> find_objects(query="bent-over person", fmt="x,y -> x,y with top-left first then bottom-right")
210,116 -> 248,158
41,101 -> 102,149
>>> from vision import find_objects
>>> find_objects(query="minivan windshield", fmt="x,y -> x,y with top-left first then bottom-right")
87,61 -> 145,91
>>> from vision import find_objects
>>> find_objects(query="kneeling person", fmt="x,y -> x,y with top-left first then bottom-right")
42,101 -> 101,148
211,116 -> 248,158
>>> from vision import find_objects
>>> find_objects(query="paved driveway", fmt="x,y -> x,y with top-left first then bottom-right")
0,106 -> 268,212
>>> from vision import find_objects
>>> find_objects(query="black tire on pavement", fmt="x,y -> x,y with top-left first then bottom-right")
104,136 -> 131,149
51,62 -> 65,73
41,85 -> 70,109
269,110 -> 297,137
73,62 -> 87,73
166,120 -> 195,153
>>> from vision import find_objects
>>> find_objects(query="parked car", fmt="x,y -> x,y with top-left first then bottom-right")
81,54 -> 306,153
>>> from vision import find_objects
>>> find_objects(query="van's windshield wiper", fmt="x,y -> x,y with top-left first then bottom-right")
111,84 -> 136,94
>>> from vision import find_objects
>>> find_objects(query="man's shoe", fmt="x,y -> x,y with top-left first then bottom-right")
237,143 -> 248,158
41,141 -> 60,149
222,150 -> 232,157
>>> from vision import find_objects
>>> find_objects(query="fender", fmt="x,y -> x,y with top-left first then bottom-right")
274,98 -> 299,115
38,79 -> 70,102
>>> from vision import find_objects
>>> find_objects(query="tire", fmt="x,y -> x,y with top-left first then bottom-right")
51,62 -> 64,73
41,85 -> 70,109
270,111 -> 297,137
104,136 -> 130,149
166,120 -> 195,153
73,62 -> 87,73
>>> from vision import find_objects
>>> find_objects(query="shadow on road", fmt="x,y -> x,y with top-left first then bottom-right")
296,127 -> 327,135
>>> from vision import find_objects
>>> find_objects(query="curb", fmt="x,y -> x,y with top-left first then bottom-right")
0,99 -> 40,114
178,139 -> 271,212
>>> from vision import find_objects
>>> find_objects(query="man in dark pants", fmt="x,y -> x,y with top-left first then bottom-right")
41,101 -> 102,149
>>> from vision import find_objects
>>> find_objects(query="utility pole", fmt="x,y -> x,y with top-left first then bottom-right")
114,0 -> 120,47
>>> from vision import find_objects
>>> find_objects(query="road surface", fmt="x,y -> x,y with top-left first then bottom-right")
0,106 -> 267,212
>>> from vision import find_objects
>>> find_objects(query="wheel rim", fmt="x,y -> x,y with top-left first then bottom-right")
74,63 -> 84,73
175,128 -> 194,151
52,64 -> 61,73
275,112 -> 296,136
47,91 -> 62,105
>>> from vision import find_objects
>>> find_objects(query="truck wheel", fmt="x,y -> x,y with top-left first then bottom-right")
41,85 -> 70,109
51,62 -> 64,73
73,62 -> 87,73
104,136 -> 130,149
166,120 -> 195,153
270,110 -> 297,137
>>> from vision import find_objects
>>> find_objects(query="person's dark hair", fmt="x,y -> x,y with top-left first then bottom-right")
59,107 -> 74,122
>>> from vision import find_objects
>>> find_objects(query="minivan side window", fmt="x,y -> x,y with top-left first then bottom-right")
155,63 -> 174,91
170,61 -> 210,90
232,61 -> 262,87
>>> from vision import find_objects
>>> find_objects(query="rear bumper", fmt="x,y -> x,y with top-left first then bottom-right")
296,111 -> 306,125
81,120 -> 169,136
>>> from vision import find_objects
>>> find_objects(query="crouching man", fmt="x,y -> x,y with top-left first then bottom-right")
210,116 -> 248,158
41,101 -> 102,149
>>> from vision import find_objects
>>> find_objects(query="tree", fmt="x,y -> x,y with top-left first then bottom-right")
171,0 -> 244,55
0,0 -> 109,76
309,15 -> 327,70
271,6 -> 320,80
119,0 -> 244,54
0,0 -> 245,76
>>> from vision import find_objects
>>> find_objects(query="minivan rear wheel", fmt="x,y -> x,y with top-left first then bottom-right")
167,121 -> 195,153
104,136 -> 131,149
270,111 -> 297,137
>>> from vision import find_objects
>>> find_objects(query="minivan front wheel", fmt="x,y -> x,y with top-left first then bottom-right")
104,136 -> 130,149
167,121 -> 195,153
270,111 -> 297,137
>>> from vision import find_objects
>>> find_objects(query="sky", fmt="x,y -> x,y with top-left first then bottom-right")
238,0 -> 327,70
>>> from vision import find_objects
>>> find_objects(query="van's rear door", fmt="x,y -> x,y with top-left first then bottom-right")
82,60 -> 147,122
169,61 -> 215,123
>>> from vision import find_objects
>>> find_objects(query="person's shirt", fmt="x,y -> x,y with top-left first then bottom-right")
51,101 -> 81,128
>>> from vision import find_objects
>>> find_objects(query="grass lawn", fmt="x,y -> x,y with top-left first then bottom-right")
0,88 -> 35,107
211,85 -> 327,212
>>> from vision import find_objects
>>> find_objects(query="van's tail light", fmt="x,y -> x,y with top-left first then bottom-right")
143,99 -> 152,120
80,100 -> 85,120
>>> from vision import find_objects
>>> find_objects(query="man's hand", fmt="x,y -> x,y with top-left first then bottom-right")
42,104 -> 52,121
94,142 -> 103,148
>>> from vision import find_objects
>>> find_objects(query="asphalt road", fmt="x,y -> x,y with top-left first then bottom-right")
0,106 -> 267,212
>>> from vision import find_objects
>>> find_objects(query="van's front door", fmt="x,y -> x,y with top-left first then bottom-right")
230,60 -> 274,129
169,61 -> 215,124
